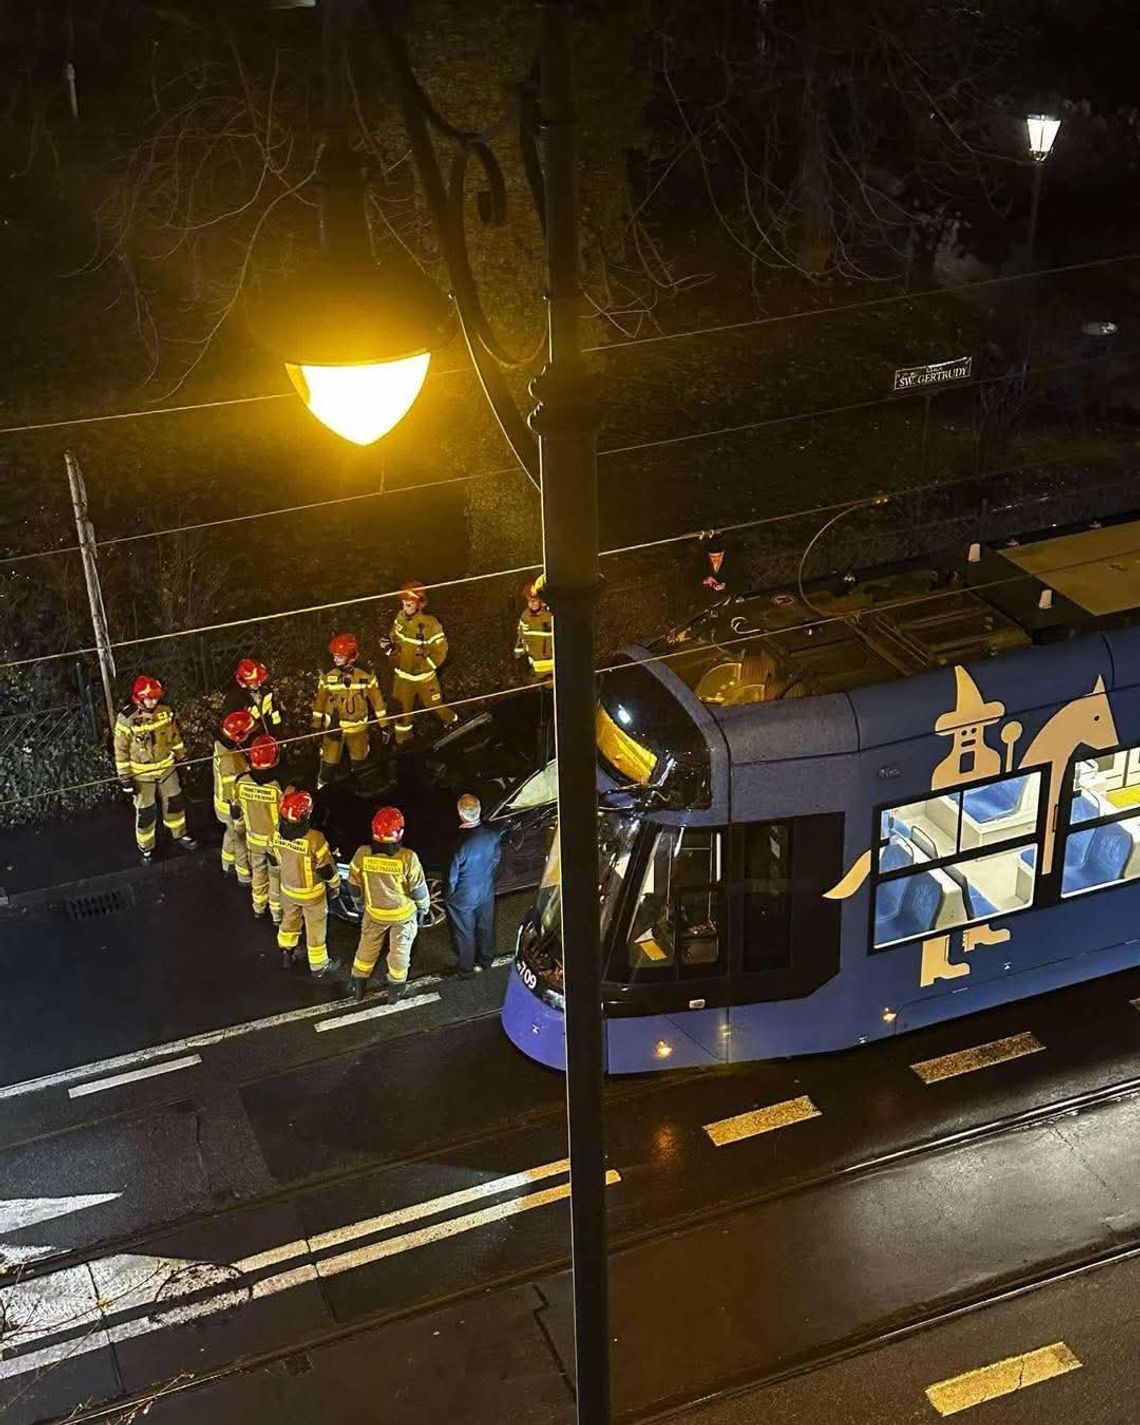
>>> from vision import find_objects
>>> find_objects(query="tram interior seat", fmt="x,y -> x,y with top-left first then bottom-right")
1061,815 -> 1140,895
927,776 -> 1037,851
875,835 -> 966,945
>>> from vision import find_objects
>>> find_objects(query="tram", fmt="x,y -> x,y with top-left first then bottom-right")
502,512 -> 1140,1071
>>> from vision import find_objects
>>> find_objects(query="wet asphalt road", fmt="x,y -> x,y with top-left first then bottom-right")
1,849 -> 1139,1423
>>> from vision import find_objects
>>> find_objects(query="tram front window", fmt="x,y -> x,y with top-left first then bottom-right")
519,813 -> 641,1004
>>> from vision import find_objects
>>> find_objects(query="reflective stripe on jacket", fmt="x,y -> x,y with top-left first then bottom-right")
515,610 -> 553,673
223,684 -> 282,730
271,829 -> 339,902
312,665 -> 386,732
236,775 -> 288,846
212,741 -> 248,818
348,844 -> 427,923
113,704 -> 186,782
388,612 -> 448,679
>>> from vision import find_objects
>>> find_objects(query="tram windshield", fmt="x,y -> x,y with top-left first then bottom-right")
596,659 -> 711,807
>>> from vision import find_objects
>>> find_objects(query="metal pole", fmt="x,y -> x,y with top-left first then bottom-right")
1026,160 -> 1044,274
530,3 -> 609,1422
919,391 -> 932,483
64,450 -> 117,732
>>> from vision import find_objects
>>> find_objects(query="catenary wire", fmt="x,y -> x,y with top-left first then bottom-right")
0,437 -> 1130,675
0,248 -> 1131,451
1,533 -> 1136,810
1,335 -> 1134,570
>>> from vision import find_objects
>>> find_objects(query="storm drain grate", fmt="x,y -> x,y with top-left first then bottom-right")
64,887 -> 133,922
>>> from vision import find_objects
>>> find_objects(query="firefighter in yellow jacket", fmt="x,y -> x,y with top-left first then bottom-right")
269,790 -> 341,978
347,806 -> 431,1002
312,632 -> 387,787
235,735 -> 292,923
213,709 -> 255,884
514,578 -> 553,682
114,675 -> 197,865
382,582 -> 457,745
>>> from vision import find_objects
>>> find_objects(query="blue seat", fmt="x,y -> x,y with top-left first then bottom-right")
876,836 -> 915,924
1062,820 -> 1134,894
962,776 -> 1028,824
1071,791 -> 1099,823
875,868 -> 944,946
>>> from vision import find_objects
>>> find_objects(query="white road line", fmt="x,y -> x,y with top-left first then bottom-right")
0,954 -> 515,1102
0,1193 -> 120,1234
0,1163 -> 621,1382
67,1055 -> 202,1099
314,992 -> 441,1033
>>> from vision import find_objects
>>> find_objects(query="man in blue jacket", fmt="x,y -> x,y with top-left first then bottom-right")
445,794 -> 502,978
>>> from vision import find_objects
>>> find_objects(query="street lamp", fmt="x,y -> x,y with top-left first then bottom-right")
250,5 -> 610,1423
1024,112 -> 1060,270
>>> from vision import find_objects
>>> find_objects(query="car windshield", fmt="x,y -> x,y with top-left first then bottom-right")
534,812 -> 641,952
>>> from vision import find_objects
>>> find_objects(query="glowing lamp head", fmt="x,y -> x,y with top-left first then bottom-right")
285,353 -> 431,446
1026,113 -> 1060,161
247,256 -> 453,447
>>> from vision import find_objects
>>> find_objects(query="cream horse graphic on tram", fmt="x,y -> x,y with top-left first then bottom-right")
824,667 -> 1118,987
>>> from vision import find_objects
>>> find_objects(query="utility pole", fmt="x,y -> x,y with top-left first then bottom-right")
64,450 -> 117,731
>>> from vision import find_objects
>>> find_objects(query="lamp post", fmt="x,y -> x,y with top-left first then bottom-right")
250,4 -> 610,1421
1025,112 -> 1060,271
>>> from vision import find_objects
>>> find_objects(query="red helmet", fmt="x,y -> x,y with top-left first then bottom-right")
248,734 -> 280,770
371,806 -> 405,843
235,659 -> 267,689
398,582 -> 427,610
221,709 -> 256,745
280,790 -> 314,825
132,675 -> 163,706
329,633 -> 358,662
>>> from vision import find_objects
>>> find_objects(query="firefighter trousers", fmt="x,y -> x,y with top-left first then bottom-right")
248,844 -> 282,923
277,895 -> 330,971
216,810 -> 250,883
351,914 -> 417,985
318,727 -> 370,785
392,674 -> 456,745
133,771 -> 185,853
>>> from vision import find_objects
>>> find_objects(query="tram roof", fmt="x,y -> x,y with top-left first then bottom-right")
652,510 -> 1140,761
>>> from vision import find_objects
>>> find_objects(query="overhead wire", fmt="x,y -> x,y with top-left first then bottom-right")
1,335 -> 1135,570
3,528 -> 1138,811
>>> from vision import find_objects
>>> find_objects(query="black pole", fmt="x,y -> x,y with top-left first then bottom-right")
529,3 -> 609,1422
1026,159 -> 1044,274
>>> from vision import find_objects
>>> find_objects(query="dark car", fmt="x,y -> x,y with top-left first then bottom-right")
310,698 -> 556,923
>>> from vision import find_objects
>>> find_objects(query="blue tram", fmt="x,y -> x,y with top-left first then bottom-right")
502,514 -> 1140,1072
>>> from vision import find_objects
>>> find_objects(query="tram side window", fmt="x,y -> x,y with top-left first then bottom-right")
737,814 -> 845,974
626,827 -> 723,976
873,770 -> 1042,949
1062,749 -> 1140,897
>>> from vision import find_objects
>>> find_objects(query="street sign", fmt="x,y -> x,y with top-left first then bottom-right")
892,355 -> 973,393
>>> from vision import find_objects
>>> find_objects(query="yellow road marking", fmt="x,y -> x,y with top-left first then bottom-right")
910,1031 -> 1043,1085
703,1095 -> 820,1146
925,1342 -> 1082,1416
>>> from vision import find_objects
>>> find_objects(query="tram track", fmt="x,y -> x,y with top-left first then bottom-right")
8,1060 -> 1140,1423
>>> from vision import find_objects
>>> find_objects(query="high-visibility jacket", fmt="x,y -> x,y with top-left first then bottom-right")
348,843 -> 429,923
114,703 -> 186,785
222,682 -> 281,731
515,609 -> 553,674
270,827 -> 340,902
235,771 -> 291,848
388,611 -> 448,682
212,740 -> 248,819
312,664 -> 385,732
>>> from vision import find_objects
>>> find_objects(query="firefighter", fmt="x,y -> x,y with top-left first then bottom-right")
223,659 -> 282,732
269,790 -> 341,978
514,578 -> 553,682
312,633 -> 387,788
382,582 -> 457,745
235,734 -> 292,924
346,806 -> 431,1002
114,675 -> 197,865
213,709 -> 255,885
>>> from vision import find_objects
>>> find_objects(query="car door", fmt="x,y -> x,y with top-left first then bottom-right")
486,759 -> 558,891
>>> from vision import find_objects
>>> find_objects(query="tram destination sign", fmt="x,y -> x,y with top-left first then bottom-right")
892,355 -> 973,393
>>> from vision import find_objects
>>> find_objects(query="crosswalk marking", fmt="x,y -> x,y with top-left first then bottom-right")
925,1342 -> 1082,1415
703,1095 -> 820,1146
910,1031 -> 1043,1085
